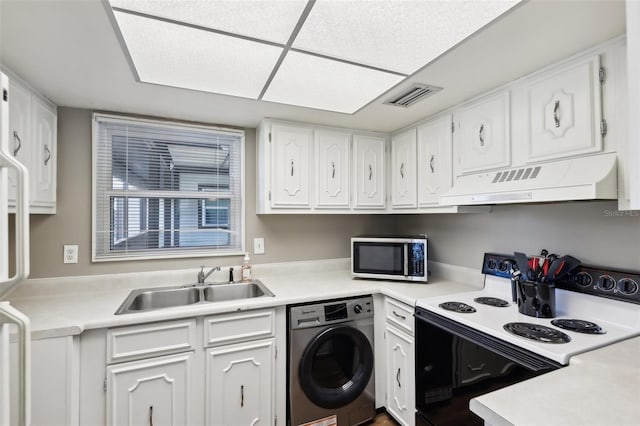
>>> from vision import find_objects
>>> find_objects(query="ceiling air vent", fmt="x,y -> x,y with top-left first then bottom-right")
384,84 -> 442,108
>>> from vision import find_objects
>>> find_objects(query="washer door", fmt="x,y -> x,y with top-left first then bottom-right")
298,325 -> 374,409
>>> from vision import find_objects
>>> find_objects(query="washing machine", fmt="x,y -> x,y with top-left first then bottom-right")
288,296 -> 375,426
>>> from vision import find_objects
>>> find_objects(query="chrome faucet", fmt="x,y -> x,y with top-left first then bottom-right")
197,265 -> 220,284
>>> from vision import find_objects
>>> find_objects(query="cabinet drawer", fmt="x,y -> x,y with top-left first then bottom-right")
204,309 -> 275,347
385,298 -> 414,335
106,319 -> 196,364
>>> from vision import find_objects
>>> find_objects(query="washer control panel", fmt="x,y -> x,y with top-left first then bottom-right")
290,296 -> 374,330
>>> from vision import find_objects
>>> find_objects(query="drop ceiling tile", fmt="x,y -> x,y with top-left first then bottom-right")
293,0 -> 522,74
109,0 -> 308,44
113,10 -> 282,99
262,51 -> 404,114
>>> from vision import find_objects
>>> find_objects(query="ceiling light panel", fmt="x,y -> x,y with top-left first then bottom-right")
109,0 -> 308,44
263,51 -> 404,114
293,0 -> 522,75
112,11 -> 282,99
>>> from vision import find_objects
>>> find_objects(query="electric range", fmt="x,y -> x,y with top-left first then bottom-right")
413,253 -> 640,426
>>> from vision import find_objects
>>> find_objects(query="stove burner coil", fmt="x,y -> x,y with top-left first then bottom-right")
439,302 -> 476,313
474,297 -> 510,307
551,319 -> 606,334
503,322 -> 571,344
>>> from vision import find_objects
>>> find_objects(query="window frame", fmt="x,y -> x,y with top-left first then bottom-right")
91,113 -> 245,262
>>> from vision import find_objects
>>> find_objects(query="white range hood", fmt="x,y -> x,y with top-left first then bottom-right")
440,152 -> 617,205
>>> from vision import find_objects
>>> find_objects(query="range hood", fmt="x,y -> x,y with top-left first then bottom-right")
440,152 -> 617,205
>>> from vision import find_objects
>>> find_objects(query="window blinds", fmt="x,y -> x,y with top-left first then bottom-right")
92,114 -> 244,261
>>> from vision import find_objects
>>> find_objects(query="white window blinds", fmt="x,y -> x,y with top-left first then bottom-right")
92,114 -> 244,261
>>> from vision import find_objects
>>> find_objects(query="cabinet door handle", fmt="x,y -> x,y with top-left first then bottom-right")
392,310 -> 406,320
553,100 -> 560,128
368,164 -> 372,181
331,161 -> 336,179
149,405 -> 153,426
400,162 -> 405,179
396,368 -> 401,388
240,385 -> 244,407
44,144 -> 51,166
429,154 -> 435,173
479,124 -> 485,147
13,131 -> 21,156
467,363 -> 485,372
290,159 -> 294,177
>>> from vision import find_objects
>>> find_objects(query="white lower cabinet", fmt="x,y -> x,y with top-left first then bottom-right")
384,298 -> 415,426
205,339 -> 274,426
106,352 -> 193,426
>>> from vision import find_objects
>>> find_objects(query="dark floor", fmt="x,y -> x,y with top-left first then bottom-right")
371,412 -> 399,426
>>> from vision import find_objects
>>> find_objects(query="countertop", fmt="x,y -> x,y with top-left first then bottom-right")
3,258 -> 481,339
470,336 -> 640,426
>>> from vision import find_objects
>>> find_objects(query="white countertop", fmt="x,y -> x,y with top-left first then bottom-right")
470,336 -> 640,426
3,258 -> 481,339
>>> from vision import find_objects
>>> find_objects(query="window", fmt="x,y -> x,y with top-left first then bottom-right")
92,114 -> 244,261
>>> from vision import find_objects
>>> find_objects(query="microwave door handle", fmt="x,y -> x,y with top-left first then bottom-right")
403,244 -> 409,277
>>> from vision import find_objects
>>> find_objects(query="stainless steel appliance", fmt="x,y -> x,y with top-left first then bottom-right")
288,296 -> 375,426
415,253 -> 640,425
351,235 -> 427,282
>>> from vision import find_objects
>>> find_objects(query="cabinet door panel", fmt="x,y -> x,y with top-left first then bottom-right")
353,134 -> 386,209
391,130 -> 417,208
457,91 -> 510,174
385,326 -> 415,426
106,352 -> 193,426
417,115 -> 452,206
525,55 -> 602,162
270,124 -> 312,208
206,339 -> 274,426
7,80 -> 31,202
31,96 -> 56,206
315,130 -> 350,208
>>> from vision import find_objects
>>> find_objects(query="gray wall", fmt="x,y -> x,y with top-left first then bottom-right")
397,201 -> 640,271
17,108 -> 395,278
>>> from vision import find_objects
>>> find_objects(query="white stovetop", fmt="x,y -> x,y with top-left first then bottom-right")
416,276 -> 640,365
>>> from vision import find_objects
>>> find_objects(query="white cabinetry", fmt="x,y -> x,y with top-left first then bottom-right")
391,129 -> 417,208
270,123 -> 312,209
455,90 -> 510,175
6,73 -> 57,214
523,55 -> 603,162
627,1 -> 640,210
314,130 -> 351,209
106,352 -> 193,426
384,298 -> 415,426
417,115 -> 453,206
353,134 -> 386,209
205,339 -> 274,426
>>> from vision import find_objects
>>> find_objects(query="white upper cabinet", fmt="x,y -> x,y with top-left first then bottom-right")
6,72 -> 57,214
523,55 -> 603,163
353,134 -> 386,209
314,129 -> 351,209
391,129 -> 417,208
270,123 -> 312,209
417,115 -> 453,206
455,90 -> 510,175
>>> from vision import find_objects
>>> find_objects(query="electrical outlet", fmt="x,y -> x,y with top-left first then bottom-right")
254,237 -> 265,255
63,245 -> 78,264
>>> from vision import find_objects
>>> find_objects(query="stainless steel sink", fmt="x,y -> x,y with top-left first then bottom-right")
115,280 -> 274,315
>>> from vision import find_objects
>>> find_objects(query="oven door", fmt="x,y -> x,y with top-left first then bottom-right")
415,308 -> 561,426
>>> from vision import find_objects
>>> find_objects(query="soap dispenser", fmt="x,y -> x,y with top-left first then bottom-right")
241,253 -> 252,282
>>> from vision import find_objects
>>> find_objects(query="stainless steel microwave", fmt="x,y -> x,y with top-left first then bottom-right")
351,235 -> 428,282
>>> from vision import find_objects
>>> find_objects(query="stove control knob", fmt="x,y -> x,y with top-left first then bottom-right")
574,272 -> 593,287
487,259 -> 497,270
354,304 -> 362,314
616,278 -> 638,295
597,275 -> 616,291
498,260 -> 509,272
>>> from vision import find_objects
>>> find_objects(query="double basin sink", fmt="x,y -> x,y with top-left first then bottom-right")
115,280 -> 274,315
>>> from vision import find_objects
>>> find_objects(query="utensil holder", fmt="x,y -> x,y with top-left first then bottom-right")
516,280 -> 556,318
